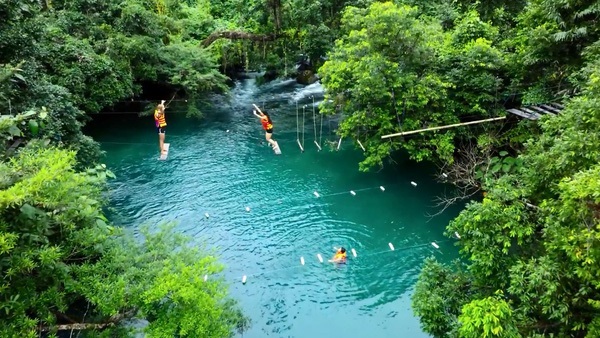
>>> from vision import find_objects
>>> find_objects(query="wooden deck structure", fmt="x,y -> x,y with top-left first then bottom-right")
505,103 -> 564,120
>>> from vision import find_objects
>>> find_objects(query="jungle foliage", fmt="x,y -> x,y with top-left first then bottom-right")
0,122 -> 249,336
412,54 -> 600,338
2,0 -> 600,337
318,0 -> 600,171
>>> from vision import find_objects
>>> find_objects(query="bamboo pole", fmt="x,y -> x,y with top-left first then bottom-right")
380,116 -> 506,139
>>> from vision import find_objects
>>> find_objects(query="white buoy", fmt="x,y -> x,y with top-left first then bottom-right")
411,181 -> 417,187
314,191 -> 320,198
204,275 -> 208,281
226,130 -> 230,133
351,248 -> 357,257
300,257 -> 305,265
455,232 -> 461,239
350,190 -> 356,196
442,173 -> 448,178
185,100 -> 188,102
431,242 -> 440,249
242,275 -> 247,284
245,206 -> 250,212
317,254 -> 323,263
204,213 -> 210,218
380,186 -> 385,191
388,243 -> 395,251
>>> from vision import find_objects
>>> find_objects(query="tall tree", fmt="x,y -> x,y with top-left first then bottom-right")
319,2 -> 507,171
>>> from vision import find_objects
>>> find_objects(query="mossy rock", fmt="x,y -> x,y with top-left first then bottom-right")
296,70 -> 319,85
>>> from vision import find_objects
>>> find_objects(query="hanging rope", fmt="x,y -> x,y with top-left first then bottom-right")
319,107 -> 324,146
312,96 -> 322,151
302,105 -> 306,150
296,101 -> 304,152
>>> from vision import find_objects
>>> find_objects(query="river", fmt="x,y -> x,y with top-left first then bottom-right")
86,75 -> 463,338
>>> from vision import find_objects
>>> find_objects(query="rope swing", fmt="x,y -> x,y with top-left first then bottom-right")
296,101 -> 304,152
312,96 -> 322,151
302,105 -> 306,150
356,129 -> 366,152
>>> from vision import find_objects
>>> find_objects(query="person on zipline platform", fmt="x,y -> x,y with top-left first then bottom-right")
154,100 -> 167,156
253,107 -> 279,149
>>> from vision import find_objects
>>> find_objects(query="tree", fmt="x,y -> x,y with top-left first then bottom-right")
319,2 -> 508,171
0,142 -> 248,337
412,60 -> 600,337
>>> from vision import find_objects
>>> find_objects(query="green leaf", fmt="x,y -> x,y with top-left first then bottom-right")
491,162 -> 502,173
8,125 -> 21,137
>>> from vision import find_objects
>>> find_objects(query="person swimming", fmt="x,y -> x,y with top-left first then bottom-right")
329,247 -> 347,263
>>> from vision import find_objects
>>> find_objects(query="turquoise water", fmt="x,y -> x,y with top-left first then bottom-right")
87,77 -> 463,338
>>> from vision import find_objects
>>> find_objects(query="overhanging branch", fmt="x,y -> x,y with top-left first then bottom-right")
39,309 -> 137,332
202,31 -> 282,47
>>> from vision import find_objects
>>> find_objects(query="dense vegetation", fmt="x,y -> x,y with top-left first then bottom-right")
2,0 -> 600,336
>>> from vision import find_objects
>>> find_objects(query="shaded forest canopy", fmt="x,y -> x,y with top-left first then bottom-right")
2,0 -> 600,337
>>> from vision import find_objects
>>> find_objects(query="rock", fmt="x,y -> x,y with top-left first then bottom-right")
262,68 -> 278,82
296,70 -> 319,85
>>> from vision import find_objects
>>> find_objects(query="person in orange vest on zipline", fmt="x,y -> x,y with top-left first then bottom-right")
329,247 -> 347,263
253,107 -> 279,149
154,100 -> 167,156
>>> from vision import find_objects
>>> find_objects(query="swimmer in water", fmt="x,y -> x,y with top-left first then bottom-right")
329,247 -> 347,263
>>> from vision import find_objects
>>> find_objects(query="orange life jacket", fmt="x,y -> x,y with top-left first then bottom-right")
334,252 -> 347,261
261,118 -> 273,130
154,110 -> 167,128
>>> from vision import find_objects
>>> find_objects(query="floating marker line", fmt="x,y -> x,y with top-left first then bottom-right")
233,239 -> 452,281
179,183 -> 399,213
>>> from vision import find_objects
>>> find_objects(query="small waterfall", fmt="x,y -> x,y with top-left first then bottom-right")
291,82 -> 324,103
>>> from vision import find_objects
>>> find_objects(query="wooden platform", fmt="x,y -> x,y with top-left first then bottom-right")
273,142 -> 281,155
159,143 -> 170,160
505,103 -> 564,120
